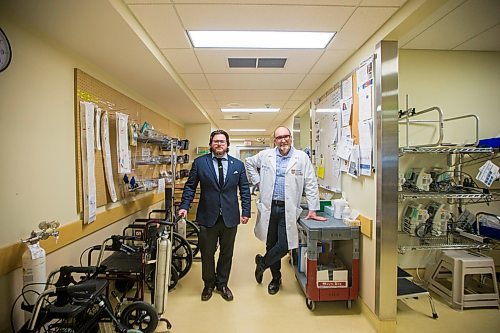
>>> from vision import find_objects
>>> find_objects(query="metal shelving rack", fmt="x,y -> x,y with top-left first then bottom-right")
398,106 -> 498,252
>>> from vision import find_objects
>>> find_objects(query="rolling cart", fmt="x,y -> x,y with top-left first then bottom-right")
293,213 -> 359,310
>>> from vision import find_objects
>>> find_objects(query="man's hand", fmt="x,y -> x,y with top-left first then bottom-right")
305,211 -> 327,221
178,209 -> 188,217
241,216 -> 249,224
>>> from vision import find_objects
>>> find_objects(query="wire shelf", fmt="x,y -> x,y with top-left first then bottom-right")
399,191 -> 492,200
398,233 -> 493,254
399,146 -> 495,154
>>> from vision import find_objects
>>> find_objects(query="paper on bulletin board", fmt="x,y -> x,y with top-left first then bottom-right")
80,101 -> 97,224
116,112 -> 131,174
348,145 -> 360,178
331,154 -> 342,192
337,136 -> 353,161
95,107 -> 102,151
356,59 -> 373,91
359,120 -> 373,176
317,155 -> 325,179
358,86 -> 372,121
342,76 -> 353,99
341,98 -> 352,126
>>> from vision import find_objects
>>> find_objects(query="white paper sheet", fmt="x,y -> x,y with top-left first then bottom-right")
331,154 -> 342,192
359,120 -> 373,176
337,136 -> 353,161
157,177 -> 165,194
476,160 -> 499,187
348,145 -> 360,178
357,60 -> 373,91
341,98 -> 352,126
358,86 -> 373,121
80,101 -> 97,224
116,112 -> 131,174
342,76 -> 353,99
101,111 -> 118,202
95,107 -> 102,151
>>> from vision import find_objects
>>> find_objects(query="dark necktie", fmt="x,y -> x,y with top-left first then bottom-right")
216,158 -> 224,188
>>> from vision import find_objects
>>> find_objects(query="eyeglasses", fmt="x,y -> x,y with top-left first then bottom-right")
275,135 -> 291,141
212,140 -> 227,144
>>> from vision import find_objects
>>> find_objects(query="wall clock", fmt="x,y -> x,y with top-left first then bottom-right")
0,27 -> 12,73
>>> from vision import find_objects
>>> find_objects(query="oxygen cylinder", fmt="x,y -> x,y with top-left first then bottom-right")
21,221 -> 60,321
154,235 -> 172,315
21,243 -> 46,321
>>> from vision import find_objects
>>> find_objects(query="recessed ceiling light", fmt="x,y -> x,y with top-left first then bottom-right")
188,31 -> 335,49
230,129 -> 266,132
221,108 -> 280,113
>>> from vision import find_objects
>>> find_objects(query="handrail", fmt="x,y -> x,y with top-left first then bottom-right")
399,106 -> 480,148
398,106 -> 443,148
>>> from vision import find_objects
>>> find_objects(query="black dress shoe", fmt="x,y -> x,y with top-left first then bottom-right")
201,286 -> 213,301
216,285 -> 234,301
255,254 -> 265,284
268,278 -> 281,295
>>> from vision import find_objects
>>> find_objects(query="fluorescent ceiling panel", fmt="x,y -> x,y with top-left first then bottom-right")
221,108 -> 280,113
188,31 -> 335,49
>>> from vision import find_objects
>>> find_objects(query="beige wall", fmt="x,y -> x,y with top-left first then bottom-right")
399,50 -> 500,146
0,12 -> 185,331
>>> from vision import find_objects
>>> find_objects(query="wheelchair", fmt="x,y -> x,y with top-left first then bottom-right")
16,265 -> 158,333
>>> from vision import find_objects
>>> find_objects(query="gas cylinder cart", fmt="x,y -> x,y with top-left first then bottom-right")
293,213 -> 360,311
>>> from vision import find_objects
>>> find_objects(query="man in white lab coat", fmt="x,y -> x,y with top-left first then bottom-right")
245,126 -> 326,295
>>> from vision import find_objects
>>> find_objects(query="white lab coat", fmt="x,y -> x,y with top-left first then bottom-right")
245,147 -> 320,249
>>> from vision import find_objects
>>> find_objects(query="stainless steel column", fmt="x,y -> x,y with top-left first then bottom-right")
374,40 -> 399,320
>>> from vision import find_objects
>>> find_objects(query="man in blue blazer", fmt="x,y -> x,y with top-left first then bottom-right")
179,129 -> 251,301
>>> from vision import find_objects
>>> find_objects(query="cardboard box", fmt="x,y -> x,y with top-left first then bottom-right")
317,269 -> 348,288
317,254 -> 348,288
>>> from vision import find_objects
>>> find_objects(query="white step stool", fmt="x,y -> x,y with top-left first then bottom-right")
427,250 -> 499,310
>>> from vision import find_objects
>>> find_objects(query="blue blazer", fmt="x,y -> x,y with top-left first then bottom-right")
180,153 -> 251,228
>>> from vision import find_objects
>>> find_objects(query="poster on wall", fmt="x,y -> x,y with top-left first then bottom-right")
116,112 -> 131,174
80,101 -> 97,224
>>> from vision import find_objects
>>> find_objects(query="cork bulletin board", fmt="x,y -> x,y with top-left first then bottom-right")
74,68 -> 184,213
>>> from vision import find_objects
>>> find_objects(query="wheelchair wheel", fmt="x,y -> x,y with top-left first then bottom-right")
172,232 -> 193,279
169,265 -> 179,291
120,301 -> 159,333
185,220 -> 200,257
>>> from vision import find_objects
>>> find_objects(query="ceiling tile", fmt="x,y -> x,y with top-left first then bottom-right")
289,90 -> 314,101
128,4 -> 191,48
212,89 -> 294,101
176,4 -> 354,31
217,100 -> 287,109
297,74 -> 330,89
192,89 -> 215,101
195,49 -> 324,74
329,6 -> 398,50
199,100 -> 219,109
283,100 -> 303,109
310,49 -> 353,73
455,24 -> 500,51
403,0 -> 500,50
180,74 -> 210,89
359,0 -> 407,6
172,1 -> 360,4
206,74 -> 305,89
161,49 -> 203,73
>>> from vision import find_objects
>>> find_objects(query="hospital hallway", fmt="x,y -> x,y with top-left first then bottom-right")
156,198 -> 500,333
